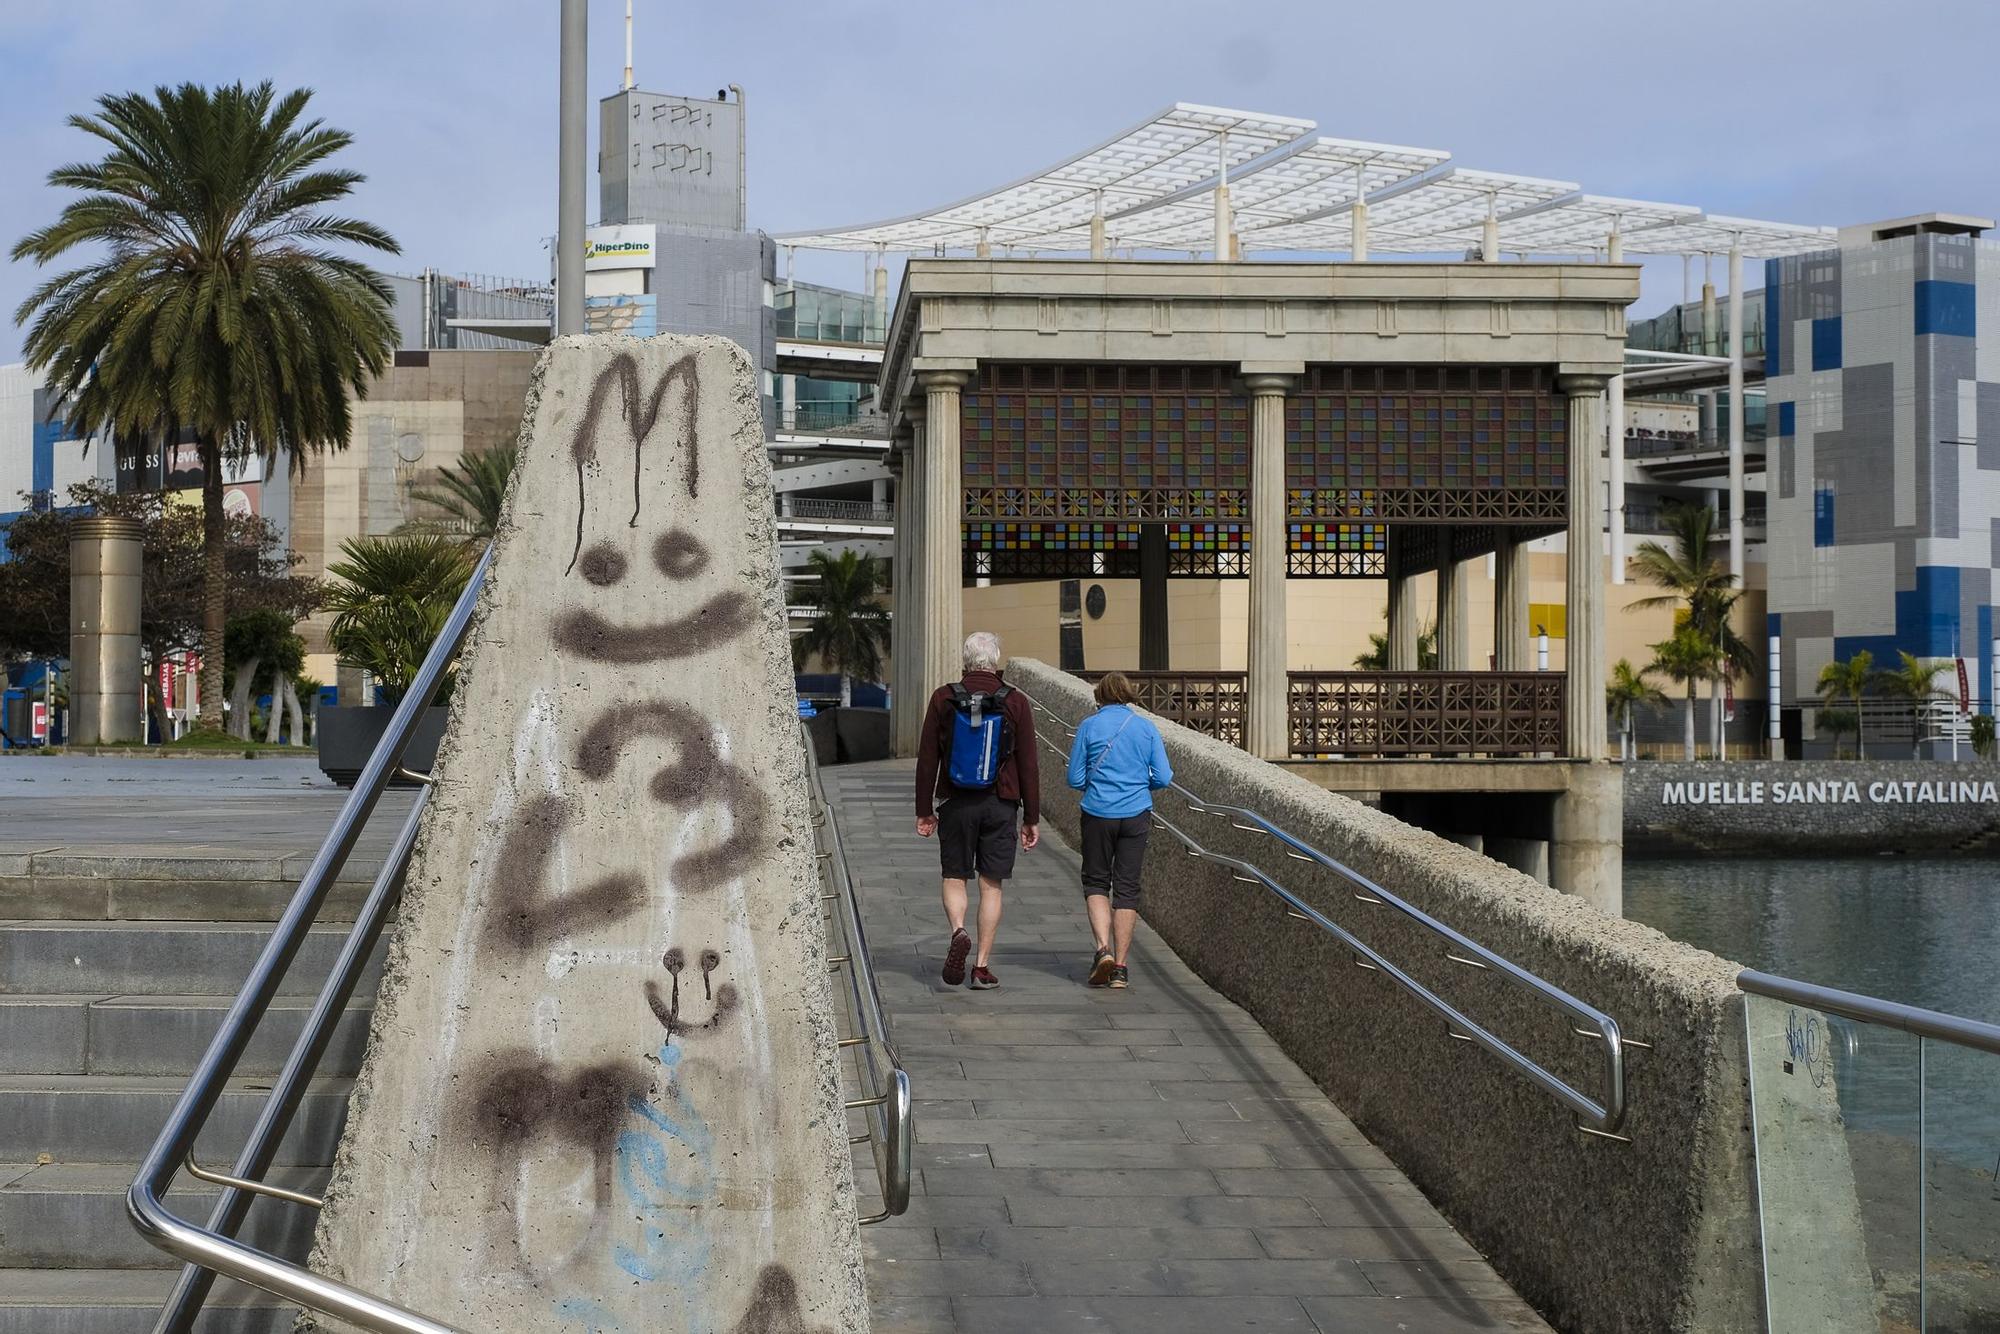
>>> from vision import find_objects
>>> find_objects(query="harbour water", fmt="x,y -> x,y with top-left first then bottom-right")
1626,855 -> 2000,1167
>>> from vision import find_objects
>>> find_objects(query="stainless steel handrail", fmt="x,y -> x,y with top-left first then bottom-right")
131,546 -> 495,1334
1738,970 -> 2000,1056
1025,692 -> 1632,1135
802,730 -> 913,1223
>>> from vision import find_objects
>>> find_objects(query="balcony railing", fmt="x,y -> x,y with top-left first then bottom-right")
1075,671 -> 1246,747
783,497 -> 893,524
1289,672 -> 1565,758
779,403 -> 889,437
1068,670 -> 1567,757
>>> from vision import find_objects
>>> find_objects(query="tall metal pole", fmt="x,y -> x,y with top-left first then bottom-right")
557,0 -> 588,337
1727,237 -> 1745,583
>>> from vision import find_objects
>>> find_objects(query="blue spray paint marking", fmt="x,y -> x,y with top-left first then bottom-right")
612,1043 -> 718,1288
554,1297 -> 625,1333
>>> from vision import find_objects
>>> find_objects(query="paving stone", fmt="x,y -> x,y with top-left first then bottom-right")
937,1225 -> 1264,1262
864,1258 -> 1035,1298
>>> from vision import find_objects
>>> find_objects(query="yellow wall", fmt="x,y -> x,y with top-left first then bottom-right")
957,553 -> 1768,688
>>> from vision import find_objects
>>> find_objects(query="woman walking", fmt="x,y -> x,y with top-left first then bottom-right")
1065,672 -> 1173,989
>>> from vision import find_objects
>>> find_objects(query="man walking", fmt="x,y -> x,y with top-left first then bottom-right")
915,631 -> 1039,990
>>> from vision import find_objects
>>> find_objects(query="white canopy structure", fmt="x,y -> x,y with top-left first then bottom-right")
774,103 -> 1314,255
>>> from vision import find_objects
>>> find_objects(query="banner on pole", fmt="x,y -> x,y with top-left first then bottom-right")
1957,657 -> 1971,714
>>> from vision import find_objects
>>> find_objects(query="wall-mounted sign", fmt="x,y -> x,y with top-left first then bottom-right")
584,223 -> 658,272
1661,777 -> 2000,806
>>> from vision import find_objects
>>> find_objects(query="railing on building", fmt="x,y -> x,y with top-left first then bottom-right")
784,497 -> 893,524
779,403 -> 889,437
1738,970 -> 2000,1331
1289,672 -> 1566,758
1068,670 -> 1567,758
1076,670 -> 1246,747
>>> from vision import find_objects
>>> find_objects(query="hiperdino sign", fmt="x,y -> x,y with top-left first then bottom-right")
1662,777 -> 2000,806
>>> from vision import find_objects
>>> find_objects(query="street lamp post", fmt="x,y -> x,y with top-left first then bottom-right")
556,0 -> 587,336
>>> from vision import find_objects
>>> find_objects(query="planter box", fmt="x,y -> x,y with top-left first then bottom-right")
317,706 -> 450,788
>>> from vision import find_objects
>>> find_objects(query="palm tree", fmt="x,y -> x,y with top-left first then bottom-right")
1648,626 -> 1716,761
1874,650 -> 1954,758
789,549 -> 890,706
411,442 -> 519,543
323,534 -> 474,705
1629,502 -> 1755,760
1606,659 -> 1666,761
1354,620 -> 1439,671
1816,651 -> 1874,759
12,81 -> 399,727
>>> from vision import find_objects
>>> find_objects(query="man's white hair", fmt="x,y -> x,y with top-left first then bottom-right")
963,630 -> 1004,672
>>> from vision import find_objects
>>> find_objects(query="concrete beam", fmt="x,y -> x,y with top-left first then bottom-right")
310,337 -> 868,1331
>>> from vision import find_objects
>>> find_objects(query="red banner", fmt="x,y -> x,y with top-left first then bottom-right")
1958,657 -> 1972,714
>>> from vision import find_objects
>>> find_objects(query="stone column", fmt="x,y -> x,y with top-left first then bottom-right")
887,446 -> 915,755
1138,524 -> 1169,671
1386,531 -> 1418,671
69,517 -> 144,744
1244,373 -> 1294,759
1560,374 -> 1610,760
1494,533 -> 1532,671
1434,528 -> 1469,672
918,371 -> 969,706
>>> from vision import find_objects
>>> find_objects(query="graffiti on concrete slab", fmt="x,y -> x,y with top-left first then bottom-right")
645,946 -> 741,1040
730,1264 -> 835,1334
482,792 -> 647,952
565,351 -> 702,575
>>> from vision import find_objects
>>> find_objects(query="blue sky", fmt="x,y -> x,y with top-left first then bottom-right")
4,0 -> 1997,362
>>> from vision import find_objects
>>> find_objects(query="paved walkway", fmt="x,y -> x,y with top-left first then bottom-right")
827,761 -> 1549,1334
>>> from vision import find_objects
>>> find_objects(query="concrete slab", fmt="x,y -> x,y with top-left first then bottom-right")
309,338 -> 866,1331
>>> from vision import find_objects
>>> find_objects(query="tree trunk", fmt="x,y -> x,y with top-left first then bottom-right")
1683,683 -> 1697,761
284,678 -> 306,747
265,671 -> 284,745
1854,692 -> 1866,760
229,656 -> 262,741
199,437 -> 228,730
840,674 -> 853,707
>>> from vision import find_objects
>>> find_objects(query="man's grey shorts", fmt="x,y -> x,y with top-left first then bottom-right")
938,791 -> 1019,881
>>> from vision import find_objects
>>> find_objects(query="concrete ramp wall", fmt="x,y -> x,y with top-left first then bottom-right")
310,337 -> 868,1331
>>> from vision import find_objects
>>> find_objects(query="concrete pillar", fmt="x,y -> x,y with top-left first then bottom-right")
918,371 -> 968,707
1487,836 -> 1550,885
1139,524 -> 1169,671
887,447 -> 915,754
1560,374 -> 1610,761
779,371 -> 797,432
1607,371 -> 1625,585
68,517 -> 144,745
873,258 -> 889,342
1090,192 -> 1107,260
1494,534 -> 1532,671
335,664 -> 368,710
1552,762 -> 1623,916
1386,532 -> 1418,671
1435,529 -> 1469,672
871,476 -> 889,508
1244,373 -> 1294,759
1350,172 -> 1370,262
899,422 -> 928,754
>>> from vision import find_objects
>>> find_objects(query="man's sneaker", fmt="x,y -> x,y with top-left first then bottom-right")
942,928 -> 971,986
969,965 -> 1000,990
1088,949 -> 1116,987
1108,965 -> 1129,989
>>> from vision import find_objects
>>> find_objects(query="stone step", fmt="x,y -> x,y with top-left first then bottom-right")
0,1267 -> 294,1334
0,1162 -> 326,1270
0,862 -> 377,924
0,994 -> 374,1077
0,1075 -> 353,1166
0,921 -> 383,998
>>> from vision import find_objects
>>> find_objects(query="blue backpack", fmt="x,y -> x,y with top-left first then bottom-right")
945,683 -> 1014,789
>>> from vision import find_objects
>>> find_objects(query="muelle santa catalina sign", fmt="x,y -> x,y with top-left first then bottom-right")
1661,777 -> 2000,806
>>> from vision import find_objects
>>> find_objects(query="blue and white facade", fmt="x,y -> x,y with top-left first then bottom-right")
0,364 -> 113,555
1764,217 -> 2000,706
